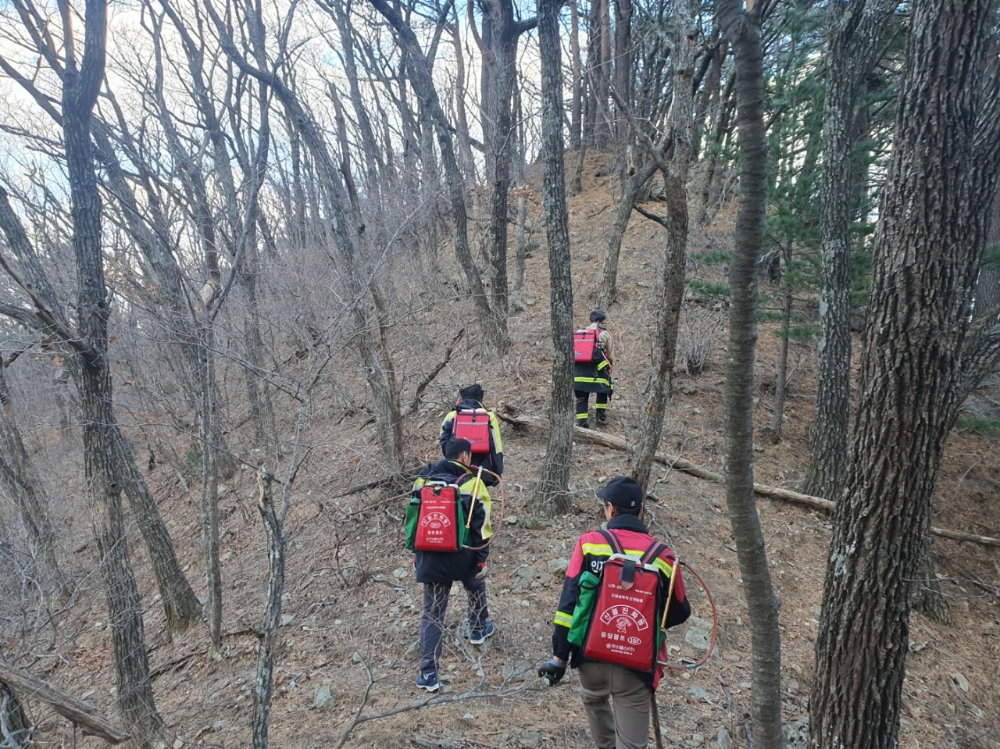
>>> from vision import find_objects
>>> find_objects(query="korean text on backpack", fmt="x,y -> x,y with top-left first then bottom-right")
574,328 -> 602,363
405,482 -> 469,552
452,408 -> 492,455
573,531 -> 668,673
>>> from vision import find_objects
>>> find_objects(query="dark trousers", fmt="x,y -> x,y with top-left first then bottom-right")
419,579 -> 489,672
575,390 -> 609,424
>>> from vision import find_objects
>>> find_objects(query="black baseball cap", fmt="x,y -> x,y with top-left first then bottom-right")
597,476 -> 643,510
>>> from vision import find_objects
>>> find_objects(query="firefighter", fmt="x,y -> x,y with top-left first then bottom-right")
538,477 -> 690,749
412,439 -> 496,692
575,311 -> 614,427
439,384 -> 504,484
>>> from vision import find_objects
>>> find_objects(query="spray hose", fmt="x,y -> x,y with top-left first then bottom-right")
658,559 -> 718,670
461,467 -> 504,552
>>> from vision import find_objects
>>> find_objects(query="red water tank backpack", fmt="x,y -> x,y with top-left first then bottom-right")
452,408 -> 491,455
574,328 -> 603,363
581,531 -> 667,673
407,482 -> 466,552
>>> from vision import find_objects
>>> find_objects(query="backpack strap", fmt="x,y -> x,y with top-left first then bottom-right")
600,530 -> 637,588
599,529 -> 624,555
640,542 -> 668,567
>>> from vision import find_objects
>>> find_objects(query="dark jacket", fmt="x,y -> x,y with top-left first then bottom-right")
551,514 -> 690,689
412,459 -> 491,584
574,324 -> 613,394
439,399 -> 504,484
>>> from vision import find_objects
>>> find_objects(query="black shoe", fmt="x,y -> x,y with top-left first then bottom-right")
596,412 -> 607,423
577,420 -> 589,429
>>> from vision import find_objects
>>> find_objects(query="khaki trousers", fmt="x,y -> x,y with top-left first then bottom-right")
578,661 -> 652,749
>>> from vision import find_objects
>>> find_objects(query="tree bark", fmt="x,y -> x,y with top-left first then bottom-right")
628,1 -> 696,492
250,470 -> 285,749
61,0 -> 162,740
770,244 -> 794,440
569,0 -> 583,151
808,0 -> 999,744
805,0 -> 899,502
716,0 -> 783,746
534,0 -> 575,515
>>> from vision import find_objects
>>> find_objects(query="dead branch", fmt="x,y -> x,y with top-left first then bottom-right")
0,660 -> 128,744
405,327 -> 466,417
496,406 -> 1000,548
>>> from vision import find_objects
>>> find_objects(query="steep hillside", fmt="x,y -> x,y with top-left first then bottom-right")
10,152 -> 999,749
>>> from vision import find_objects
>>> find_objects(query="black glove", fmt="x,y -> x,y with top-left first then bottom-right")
538,658 -> 566,686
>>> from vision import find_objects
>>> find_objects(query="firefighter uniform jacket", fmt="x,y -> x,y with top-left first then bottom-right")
551,514 -> 690,689
439,398 -> 504,484
574,324 -> 614,394
411,459 -> 491,584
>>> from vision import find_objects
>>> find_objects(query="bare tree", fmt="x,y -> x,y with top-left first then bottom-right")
0,0 -> 163,739
627,0 -> 697,492
534,0 -> 575,514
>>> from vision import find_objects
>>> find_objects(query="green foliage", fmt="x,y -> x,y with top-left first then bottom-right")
982,243 -> 1000,268
185,449 -> 202,473
690,250 -> 732,266
686,278 -> 731,299
955,415 -> 1000,438
160,381 -> 179,395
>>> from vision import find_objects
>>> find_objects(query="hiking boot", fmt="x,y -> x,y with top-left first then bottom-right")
416,670 -> 440,692
469,620 -> 495,645
578,420 -> 590,429
596,411 -> 607,423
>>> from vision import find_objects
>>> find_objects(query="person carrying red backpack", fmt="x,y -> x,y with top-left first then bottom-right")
574,311 -> 614,427
439,384 -> 504,484
411,439 -> 495,692
539,477 -> 690,749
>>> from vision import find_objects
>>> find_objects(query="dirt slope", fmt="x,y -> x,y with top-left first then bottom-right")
24,151 -> 1000,749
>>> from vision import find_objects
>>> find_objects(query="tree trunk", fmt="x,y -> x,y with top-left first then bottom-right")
112,426 -> 202,640
770,244 -> 793,441
0,682 -> 31,747
512,195 -> 529,300
534,0 -> 575,515
450,8 -> 478,184
250,470 -> 285,749
716,0 -> 783,747
805,0 -> 899,502
596,159 -> 657,308
198,324 -> 223,653
569,0 -> 583,151
62,0 -> 162,740
0,365 -> 65,590
628,0 -> 696,492
612,0 -> 633,145
808,0 -> 998,743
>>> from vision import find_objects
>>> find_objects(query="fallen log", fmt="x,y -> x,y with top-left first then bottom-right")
0,660 -> 129,744
496,407 -> 1000,548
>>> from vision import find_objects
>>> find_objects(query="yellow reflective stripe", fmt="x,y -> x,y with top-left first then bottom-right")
581,543 -> 613,556
489,412 -> 504,452
576,413 -> 589,420
553,611 -> 573,627
652,558 -> 674,576
574,377 -> 611,385
597,360 -> 609,371
594,403 -> 607,410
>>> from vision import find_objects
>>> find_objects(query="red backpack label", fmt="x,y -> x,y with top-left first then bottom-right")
574,329 -> 602,363
581,532 -> 666,673
453,409 -> 491,455
413,485 -> 461,552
